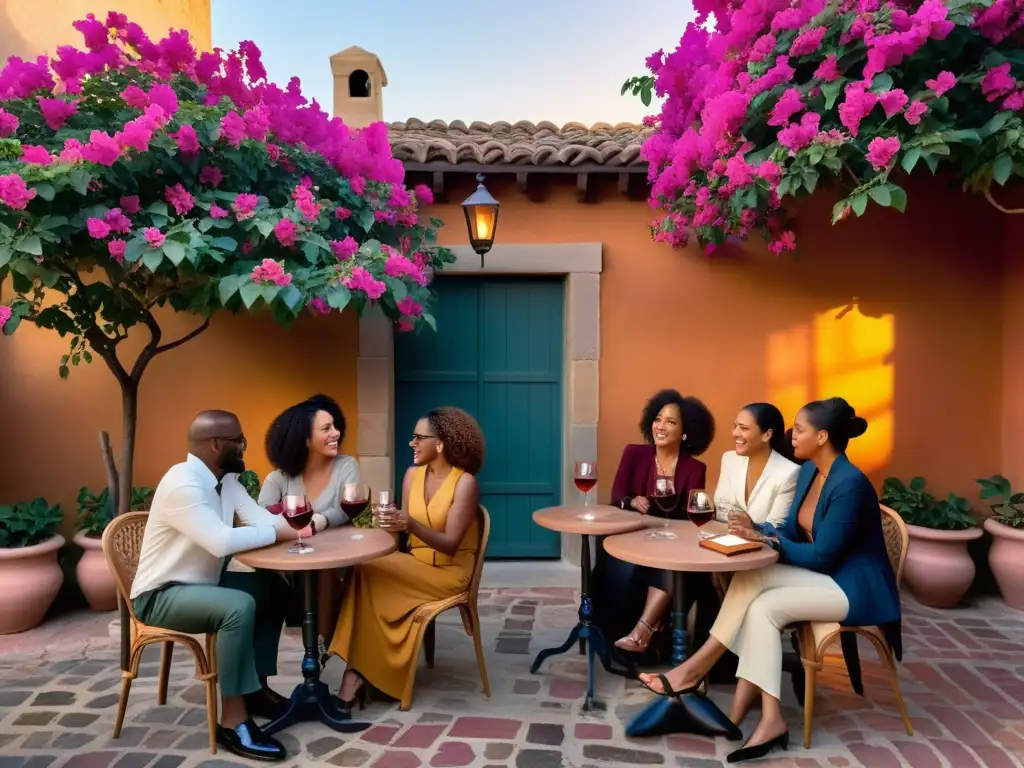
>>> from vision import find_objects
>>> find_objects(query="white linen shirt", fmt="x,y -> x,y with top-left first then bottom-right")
130,454 -> 291,598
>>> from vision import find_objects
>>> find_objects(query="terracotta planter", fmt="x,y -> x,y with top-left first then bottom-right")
984,517 -> 1024,611
74,530 -> 117,612
0,534 -> 66,634
903,524 -> 983,608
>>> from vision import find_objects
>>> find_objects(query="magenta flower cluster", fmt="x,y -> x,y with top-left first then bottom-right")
640,0 -> 1024,254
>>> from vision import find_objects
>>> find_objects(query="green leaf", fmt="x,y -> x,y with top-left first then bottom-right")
327,285 -> 351,311
255,219 -> 274,237
145,202 -> 169,217
198,217 -> 215,233
888,184 -> 907,213
240,281 -> 263,308
831,199 -> 850,224
909,476 -> 926,491
640,84 -> 652,107
993,153 -> 1013,186
851,193 -> 868,217
355,208 -> 375,234
870,73 -> 893,93
901,147 -> 921,174
14,235 -> 42,256
802,169 -> 820,194
33,182 -> 55,201
821,80 -> 844,110
69,169 -> 91,195
37,214 -> 68,230
162,240 -> 186,265
142,250 -> 164,271
981,110 -> 1014,138
868,185 -> 891,207
0,244 -> 11,268
210,236 -> 238,252
218,274 -> 242,304
923,154 -> 939,173
123,238 -> 146,264
423,313 -> 437,332
386,277 -> 408,302
279,284 -> 304,310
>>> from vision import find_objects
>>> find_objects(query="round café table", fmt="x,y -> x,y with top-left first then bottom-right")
603,518 -> 778,740
234,526 -> 396,736
529,505 -> 646,711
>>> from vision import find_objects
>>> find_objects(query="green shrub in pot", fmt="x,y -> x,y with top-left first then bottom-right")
881,477 -> 974,530
0,498 -> 63,548
0,498 -> 65,633
976,475 -> 1024,610
976,475 -> 1024,529
76,486 -> 155,537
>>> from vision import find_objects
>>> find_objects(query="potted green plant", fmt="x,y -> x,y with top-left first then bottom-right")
0,498 -> 65,633
882,477 -> 980,608
74,487 -> 153,612
238,470 -> 261,502
976,475 -> 1024,611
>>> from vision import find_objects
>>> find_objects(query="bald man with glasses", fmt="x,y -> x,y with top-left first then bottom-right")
131,410 -> 313,762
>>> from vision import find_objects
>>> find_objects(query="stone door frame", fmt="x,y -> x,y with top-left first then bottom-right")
355,242 -> 601,564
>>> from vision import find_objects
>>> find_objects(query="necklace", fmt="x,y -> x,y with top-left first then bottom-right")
655,453 -> 678,477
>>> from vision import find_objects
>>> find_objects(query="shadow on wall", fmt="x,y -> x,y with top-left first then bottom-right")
0,2 -> 28,63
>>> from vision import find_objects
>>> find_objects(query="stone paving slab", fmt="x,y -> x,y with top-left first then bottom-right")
0,588 -> 1022,767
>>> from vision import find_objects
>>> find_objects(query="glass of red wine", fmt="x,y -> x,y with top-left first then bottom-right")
573,461 -> 597,507
340,482 -> 370,525
647,475 -> 678,539
283,494 -> 314,554
687,489 -> 716,541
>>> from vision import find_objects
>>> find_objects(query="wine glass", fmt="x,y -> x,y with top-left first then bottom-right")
282,495 -> 314,554
687,489 -> 716,541
646,475 -> 678,539
574,461 -> 597,507
340,482 -> 370,524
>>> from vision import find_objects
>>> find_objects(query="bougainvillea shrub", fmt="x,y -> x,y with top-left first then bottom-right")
0,12 -> 451,513
634,0 -> 1024,254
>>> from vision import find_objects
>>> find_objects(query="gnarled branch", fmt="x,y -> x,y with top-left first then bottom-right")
153,316 -> 211,356
984,185 -> 1024,214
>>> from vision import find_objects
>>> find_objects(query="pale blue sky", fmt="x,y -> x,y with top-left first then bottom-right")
211,0 -> 695,126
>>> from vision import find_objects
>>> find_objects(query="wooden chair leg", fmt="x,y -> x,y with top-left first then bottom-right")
802,664 -> 817,749
424,621 -> 436,670
157,642 -> 174,705
878,644 -> 914,736
469,606 -> 490,698
113,673 -> 133,738
205,676 -> 219,754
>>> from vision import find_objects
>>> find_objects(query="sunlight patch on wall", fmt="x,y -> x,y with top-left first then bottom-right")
767,304 -> 894,473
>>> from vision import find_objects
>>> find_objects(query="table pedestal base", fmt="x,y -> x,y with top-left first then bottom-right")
263,570 -> 370,736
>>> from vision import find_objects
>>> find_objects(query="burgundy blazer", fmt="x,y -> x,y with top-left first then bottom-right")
609,443 -> 707,507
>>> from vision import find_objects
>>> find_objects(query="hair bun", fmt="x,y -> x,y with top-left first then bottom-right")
848,415 -> 868,439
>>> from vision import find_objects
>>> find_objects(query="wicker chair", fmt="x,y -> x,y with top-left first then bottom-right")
794,504 -> 914,748
102,512 -> 220,754
399,505 -> 492,711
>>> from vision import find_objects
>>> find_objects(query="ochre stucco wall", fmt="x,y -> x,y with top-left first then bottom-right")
0,0 -> 212,63
425,174 -> 1006,504
1002,213 -> 1024,485
0,307 -> 361,522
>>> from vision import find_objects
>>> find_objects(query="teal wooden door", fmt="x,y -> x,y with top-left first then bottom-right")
394,277 -> 563,558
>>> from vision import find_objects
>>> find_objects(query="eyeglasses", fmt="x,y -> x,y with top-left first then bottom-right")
411,433 -> 437,443
216,434 -> 248,452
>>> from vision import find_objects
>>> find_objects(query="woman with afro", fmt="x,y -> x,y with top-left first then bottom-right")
328,406 -> 485,710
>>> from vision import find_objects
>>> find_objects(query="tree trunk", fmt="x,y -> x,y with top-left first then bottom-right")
115,382 -> 139,673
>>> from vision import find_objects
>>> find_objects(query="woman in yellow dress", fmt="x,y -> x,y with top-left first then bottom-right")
329,406 -> 485,710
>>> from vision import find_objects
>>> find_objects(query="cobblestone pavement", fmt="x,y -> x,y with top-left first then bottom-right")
0,588 -> 1022,767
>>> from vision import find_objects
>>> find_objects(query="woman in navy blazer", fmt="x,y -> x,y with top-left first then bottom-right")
591,389 -> 715,660
639,397 -> 901,764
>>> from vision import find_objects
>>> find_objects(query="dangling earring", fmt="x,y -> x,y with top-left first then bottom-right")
682,434 -> 687,442
437,442 -> 444,455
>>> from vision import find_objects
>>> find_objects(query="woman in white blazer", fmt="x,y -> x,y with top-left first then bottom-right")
714,403 -> 800,528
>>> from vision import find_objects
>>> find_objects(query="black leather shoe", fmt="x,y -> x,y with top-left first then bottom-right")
216,719 -> 287,762
244,688 -> 290,721
726,731 -> 789,763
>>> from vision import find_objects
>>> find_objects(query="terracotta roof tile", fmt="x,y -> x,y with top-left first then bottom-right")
387,119 -> 651,168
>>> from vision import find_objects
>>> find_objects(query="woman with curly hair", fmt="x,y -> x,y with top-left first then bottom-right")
592,389 -> 716,662
329,406 -> 485,710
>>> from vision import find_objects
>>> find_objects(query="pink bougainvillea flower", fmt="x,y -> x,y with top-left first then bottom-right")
120,195 -> 141,214
346,266 -> 386,300
38,97 -> 78,130
388,186 -> 411,209
292,185 -> 320,221
330,236 -> 358,260
904,100 -> 929,125
0,108 -> 19,137
778,112 -> 821,153
273,217 -> 298,247
232,193 -> 259,219
87,217 -> 111,239
172,124 -> 200,154
350,176 -> 366,196
20,145 -> 55,165
58,138 -> 85,164
757,161 -> 782,183
768,231 -> 797,255
164,183 -> 195,215
199,165 -> 223,186
749,34 -> 776,62
220,111 -> 246,147
243,105 -> 270,141
413,184 -> 434,206
120,85 -> 150,108
265,143 -> 281,162
104,207 -> 132,233
925,71 -> 956,96
0,304 -> 12,328
209,204 -> 229,219
144,227 -> 166,248
1004,90 -> 1024,111
309,297 -> 330,315
982,63 -> 1016,102
108,239 -> 127,264
251,258 -> 293,286
769,88 -> 805,127
814,55 -> 841,82
838,83 -> 878,137
147,83 -> 179,115
790,26 -> 827,57
81,130 -> 121,165
397,296 -> 423,317
396,318 -> 415,333
334,206 -> 351,220
724,154 -> 755,186
866,136 -> 901,170
879,88 -> 909,117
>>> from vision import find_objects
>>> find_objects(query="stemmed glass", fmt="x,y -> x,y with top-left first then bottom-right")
646,475 -> 678,539
282,494 -> 315,554
687,489 -> 716,542
574,461 -> 597,505
340,482 -> 370,524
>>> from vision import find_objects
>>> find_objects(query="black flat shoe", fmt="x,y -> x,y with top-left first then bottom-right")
638,673 -> 705,699
334,677 -> 368,716
216,719 -> 286,762
244,688 -> 289,721
726,731 -> 789,763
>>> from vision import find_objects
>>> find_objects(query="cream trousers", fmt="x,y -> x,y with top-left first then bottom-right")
710,563 -> 849,700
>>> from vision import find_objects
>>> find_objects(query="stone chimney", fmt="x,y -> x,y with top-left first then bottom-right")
330,46 -> 387,128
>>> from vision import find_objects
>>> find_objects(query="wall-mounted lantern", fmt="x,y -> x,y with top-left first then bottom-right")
461,173 -> 500,267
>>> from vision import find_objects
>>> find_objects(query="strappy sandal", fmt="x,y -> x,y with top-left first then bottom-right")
639,672 -> 706,698
614,618 -> 662,653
